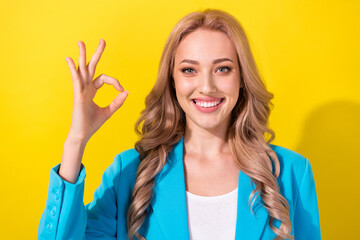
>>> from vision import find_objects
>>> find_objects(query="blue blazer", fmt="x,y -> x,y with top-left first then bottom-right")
38,137 -> 321,239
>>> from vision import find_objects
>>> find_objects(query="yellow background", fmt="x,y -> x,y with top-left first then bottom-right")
1,0 -> 359,239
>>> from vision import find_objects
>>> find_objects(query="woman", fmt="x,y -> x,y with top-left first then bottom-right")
38,9 -> 321,240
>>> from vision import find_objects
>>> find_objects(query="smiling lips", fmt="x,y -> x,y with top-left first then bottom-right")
191,97 -> 225,113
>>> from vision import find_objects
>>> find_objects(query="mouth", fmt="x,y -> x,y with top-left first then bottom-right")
191,97 -> 225,113
192,98 -> 224,108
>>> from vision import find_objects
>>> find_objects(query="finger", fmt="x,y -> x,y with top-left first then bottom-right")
88,39 -> 106,78
66,57 -> 82,92
78,41 -> 88,83
103,90 -> 129,117
92,74 -> 124,91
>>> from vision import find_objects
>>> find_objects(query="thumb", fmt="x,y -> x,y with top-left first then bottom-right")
103,90 -> 129,117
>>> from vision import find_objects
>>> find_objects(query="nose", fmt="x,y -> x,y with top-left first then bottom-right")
198,72 -> 216,94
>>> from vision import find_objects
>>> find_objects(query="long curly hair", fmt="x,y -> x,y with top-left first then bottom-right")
127,9 -> 293,240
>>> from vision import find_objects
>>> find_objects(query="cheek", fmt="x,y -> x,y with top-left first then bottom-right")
221,79 -> 240,98
174,79 -> 194,99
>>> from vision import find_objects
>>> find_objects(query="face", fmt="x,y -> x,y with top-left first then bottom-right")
172,28 -> 241,131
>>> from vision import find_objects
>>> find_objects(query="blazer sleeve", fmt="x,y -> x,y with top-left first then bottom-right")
37,153 -> 123,240
293,158 -> 321,240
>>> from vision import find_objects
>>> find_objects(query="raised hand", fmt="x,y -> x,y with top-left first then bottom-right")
58,39 -> 128,183
65,39 -> 128,144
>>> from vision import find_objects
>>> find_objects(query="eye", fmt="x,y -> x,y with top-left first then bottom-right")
181,68 -> 195,74
217,66 -> 232,73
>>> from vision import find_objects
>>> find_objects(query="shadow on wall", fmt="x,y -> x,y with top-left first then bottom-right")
296,100 -> 360,239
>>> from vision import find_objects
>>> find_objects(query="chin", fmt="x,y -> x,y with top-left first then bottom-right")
191,118 -> 225,131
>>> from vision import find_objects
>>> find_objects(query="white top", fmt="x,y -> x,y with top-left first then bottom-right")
186,187 -> 238,240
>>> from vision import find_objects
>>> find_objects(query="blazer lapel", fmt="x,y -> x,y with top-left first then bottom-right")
150,137 -> 190,239
150,137 -> 269,240
235,170 -> 269,240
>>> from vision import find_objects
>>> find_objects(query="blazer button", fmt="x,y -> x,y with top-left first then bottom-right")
47,223 -> 53,232
52,188 -> 60,201
50,206 -> 57,216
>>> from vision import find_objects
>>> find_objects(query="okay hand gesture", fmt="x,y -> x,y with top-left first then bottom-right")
65,39 -> 128,143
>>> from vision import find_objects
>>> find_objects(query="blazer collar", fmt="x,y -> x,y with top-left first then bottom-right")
150,137 -> 269,239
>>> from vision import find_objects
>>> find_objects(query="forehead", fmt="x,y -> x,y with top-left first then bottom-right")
174,29 -> 238,64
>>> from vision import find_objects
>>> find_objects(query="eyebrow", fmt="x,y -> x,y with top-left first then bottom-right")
179,58 -> 233,65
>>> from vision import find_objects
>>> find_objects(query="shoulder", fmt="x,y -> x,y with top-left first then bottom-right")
102,148 -> 140,176
269,144 -> 310,176
112,148 -> 141,178
267,145 -> 320,233
116,148 -> 141,168
103,148 -> 141,199
269,144 -> 313,193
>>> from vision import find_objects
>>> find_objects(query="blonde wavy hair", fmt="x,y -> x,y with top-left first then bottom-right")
127,9 -> 293,240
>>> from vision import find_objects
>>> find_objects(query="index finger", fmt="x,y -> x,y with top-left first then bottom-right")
88,39 -> 106,78
66,57 -> 82,92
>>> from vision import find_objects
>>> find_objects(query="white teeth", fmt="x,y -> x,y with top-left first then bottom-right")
194,99 -> 222,108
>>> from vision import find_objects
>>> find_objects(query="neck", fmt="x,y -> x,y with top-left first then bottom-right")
183,118 -> 231,160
